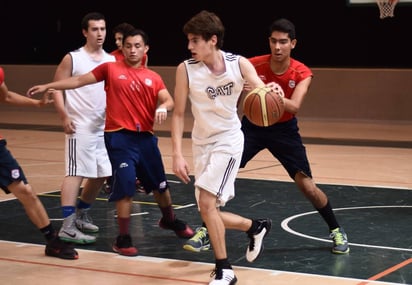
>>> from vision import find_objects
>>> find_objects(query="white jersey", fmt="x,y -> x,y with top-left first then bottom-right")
184,50 -> 244,145
65,47 -> 115,135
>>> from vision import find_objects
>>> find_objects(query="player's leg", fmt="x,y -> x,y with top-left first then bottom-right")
59,134 -> 96,244
1,141 -> 78,260
138,133 -> 194,238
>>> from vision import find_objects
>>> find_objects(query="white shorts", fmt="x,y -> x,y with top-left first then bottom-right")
193,131 -> 244,207
65,133 -> 112,178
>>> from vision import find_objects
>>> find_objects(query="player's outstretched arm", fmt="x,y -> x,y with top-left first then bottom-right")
1,83 -> 52,108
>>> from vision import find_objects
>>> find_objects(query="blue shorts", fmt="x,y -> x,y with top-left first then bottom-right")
240,116 -> 312,180
0,139 -> 28,193
104,130 -> 168,202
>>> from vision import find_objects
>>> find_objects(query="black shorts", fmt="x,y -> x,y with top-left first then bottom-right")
0,139 -> 28,193
240,116 -> 312,180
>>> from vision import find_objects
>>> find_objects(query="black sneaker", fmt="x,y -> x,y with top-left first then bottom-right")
158,217 -> 194,238
45,237 -> 79,260
112,234 -> 138,256
245,218 -> 272,262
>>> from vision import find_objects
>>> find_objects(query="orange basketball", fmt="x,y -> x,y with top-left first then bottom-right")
242,86 -> 285,127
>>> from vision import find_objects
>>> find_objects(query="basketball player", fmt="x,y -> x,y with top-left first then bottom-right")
240,18 -> 349,254
105,22 -> 147,194
51,12 -> 115,245
0,66 -> 78,260
27,28 -> 194,257
110,22 -> 148,66
171,10 -> 276,285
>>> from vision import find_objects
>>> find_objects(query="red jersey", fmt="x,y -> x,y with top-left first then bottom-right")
0,66 -> 4,85
248,55 -> 313,123
110,49 -> 125,61
92,61 -> 166,132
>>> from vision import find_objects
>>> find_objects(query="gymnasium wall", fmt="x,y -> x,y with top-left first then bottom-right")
1,1 -> 412,68
1,65 -> 411,122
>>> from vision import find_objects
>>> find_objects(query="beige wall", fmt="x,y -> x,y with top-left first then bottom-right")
1,65 -> 411,122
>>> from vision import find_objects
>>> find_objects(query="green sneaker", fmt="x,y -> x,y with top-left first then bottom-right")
183,227 -> 210,252
330,227 -> 350,254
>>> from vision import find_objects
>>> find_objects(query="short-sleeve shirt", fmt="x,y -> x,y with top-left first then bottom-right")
91,61 -> 166,132
248,55 -> 313,122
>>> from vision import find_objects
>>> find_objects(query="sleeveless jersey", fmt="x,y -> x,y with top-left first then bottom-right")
92,61 -> 166,132
65,47 -> 115,134
248,55 -> 313,122
185,50 -> 244,145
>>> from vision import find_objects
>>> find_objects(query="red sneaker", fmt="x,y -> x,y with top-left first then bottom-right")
158,217 -> 194,238
112,234 -> 138,256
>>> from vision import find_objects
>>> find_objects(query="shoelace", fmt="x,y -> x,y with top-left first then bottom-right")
210,268 -> 222,279
194,229 -> 207,241
80,212 -> 93,223
247,221 -> 265,247
330,230 -> 345,245
248,233 -> 255,250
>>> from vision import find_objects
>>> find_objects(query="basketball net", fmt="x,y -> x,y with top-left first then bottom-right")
376,0 -> 399,19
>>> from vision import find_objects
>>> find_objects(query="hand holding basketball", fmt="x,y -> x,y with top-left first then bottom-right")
243,84 -> 285,127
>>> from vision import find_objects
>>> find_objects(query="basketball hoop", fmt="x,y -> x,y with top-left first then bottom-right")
376,0 -> 399,19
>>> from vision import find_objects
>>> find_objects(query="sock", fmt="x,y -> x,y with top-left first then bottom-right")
316,200 -> 339,230
216,258 -> 232,270
77,199 -> 91,210
40,223 -> 56,241
62,206 -> 76,218
246,219 -> 259,234
159,205 -> 175,222
118,217 -> 130,235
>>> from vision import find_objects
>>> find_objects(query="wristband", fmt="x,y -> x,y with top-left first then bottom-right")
156,107 -> 167,113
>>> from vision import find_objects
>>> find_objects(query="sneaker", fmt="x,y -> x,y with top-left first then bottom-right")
209,268 -> 237,285
45,236 -> 79,260
158,217 -> 194,238
136,178 -> 145,193
183,227 -> 210,252
102,181 -> 111,194
112,234 -> 138,256
59,214 -> 96,244
245,218 -> 272,262
76,208 -> 99,233
330,227 -> 350,254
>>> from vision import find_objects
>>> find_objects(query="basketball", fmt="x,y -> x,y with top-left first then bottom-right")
242,86 -> 285,127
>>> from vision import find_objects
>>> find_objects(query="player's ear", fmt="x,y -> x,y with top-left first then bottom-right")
291,39 -> 297,49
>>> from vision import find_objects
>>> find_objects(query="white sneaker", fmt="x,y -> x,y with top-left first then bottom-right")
209,269 -> 237,285
59,213 -> 96,244
76,208 -> 99,233
246,218 -> 272,262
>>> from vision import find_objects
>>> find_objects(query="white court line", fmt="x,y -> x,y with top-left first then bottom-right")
174,203 -> 196,209
0,240 -> 402,285
281,205 -> 412,252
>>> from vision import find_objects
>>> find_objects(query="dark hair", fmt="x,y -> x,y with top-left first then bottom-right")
112,22 -> 135,36
122,28 -> 149,46
183,10 -> 224,49
269,18 -> 296,40
81,12 -> 106,31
